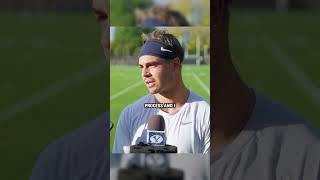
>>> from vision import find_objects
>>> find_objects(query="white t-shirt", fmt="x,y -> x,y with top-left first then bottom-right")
112,91 -> 210,154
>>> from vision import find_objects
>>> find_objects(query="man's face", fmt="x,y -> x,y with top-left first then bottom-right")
92,0 -> 109,58
213,0 -> 230,64
139,55 -> 174,94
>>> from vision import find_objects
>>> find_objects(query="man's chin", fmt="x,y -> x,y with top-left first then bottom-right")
149,90 -> 157,94
148,88 -> 158,94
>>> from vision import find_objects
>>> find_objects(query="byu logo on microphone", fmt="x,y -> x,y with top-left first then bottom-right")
147,130 -> 166,146
150,135 -> 163,144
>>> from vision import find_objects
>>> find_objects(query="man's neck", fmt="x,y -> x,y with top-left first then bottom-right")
154,82 -> 189,114
212,55 -> 256,155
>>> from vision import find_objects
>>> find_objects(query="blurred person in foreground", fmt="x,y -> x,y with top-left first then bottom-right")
212,0 -> 320,179
29,0 -> 109,179
112,30 -> 210,153
135,5 -> 189,26
110,154 -> 209,180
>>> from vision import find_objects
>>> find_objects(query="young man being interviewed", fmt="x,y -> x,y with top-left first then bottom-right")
112,30 -> 210,154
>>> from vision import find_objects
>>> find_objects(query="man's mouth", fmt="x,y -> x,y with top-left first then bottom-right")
145,80 -> 155,88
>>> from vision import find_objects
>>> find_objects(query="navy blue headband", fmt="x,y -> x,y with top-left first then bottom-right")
140,18 -> 168,27
140,40 -> 178,60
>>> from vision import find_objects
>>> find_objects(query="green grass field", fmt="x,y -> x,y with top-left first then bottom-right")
110,65 -> 210,150
230,10 -> 320,127
0,13 -> 107,180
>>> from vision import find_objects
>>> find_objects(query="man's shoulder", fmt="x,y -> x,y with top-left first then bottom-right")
30,112 -> 108,180
188,91 -> 210,108
255,95 -> 320,178
254,92 -> 314,127
252,92 -> 320,149
213,92 -> 320,179
49,112 -> 107,151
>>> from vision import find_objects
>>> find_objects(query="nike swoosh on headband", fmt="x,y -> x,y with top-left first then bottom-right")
160,46 -> 173,52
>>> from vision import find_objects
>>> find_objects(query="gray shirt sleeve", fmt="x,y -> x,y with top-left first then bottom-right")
30,113 -> 109,180
112,107 -> 132,153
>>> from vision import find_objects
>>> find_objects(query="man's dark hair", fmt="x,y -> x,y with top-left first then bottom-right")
135,5 -> 189,26
142,30 -> 184,62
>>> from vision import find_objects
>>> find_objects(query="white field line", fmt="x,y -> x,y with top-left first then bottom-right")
184,72 -> 207,77
192,72 -> 210,96
110,81 -> 143,101
264,37 -> 320,107
0,61 -> 105,125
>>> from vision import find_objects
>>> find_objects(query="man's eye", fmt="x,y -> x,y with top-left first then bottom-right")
96,15 -> 107,22
94,10 -> 108,22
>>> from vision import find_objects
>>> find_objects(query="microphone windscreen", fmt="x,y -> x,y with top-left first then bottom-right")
147,115 -> 165,131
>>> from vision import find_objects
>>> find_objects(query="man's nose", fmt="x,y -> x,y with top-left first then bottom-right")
142,67 -> 151,77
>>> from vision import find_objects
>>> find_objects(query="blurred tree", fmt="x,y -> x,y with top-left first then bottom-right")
110,0 -> 152,26
168,0 -> 210,26
167,27 -> 210,55
111,27 -> 154,58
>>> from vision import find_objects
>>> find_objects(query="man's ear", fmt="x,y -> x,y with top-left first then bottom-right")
172,57 -> 181,69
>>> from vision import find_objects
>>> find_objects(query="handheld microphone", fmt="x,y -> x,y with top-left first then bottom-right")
147,115 -> 166,146
130,115 -> 177,153
121,154 -> 170,171
118,154 -> 184,180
